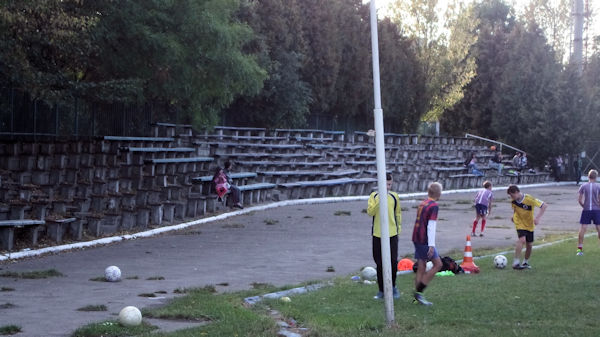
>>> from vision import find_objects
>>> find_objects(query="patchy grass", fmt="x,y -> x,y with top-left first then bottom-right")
0,303 -> 16,309
326,266 -> 335,272
70,320 -> 157,337
125,276 -> 139,280
0,269 -> 63,279
303,215 -> 313,219
334,210 -> 351,216
455,199 -> 473,204
155,290 -> 168,294
264,219 -> 279,225
0,325 -> 21,335
89,277 -> 107,282
146,276 -> 165,281
71,239 -> 600,336
77,305 -> 107,312
138,293 -> 157,298
0,287 -> 14,292
217,282 -> 229,287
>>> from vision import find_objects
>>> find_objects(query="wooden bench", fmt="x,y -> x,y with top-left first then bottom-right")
45,217 -> 79,243
152,122 -> 193,137
0,219 -> 45,251
144,157 -> 214,176
101,136 -> 175,153
278,177 -> 356,199
191,172 -> 258,194
121,147 -> 196,164
238,183 -> 277,204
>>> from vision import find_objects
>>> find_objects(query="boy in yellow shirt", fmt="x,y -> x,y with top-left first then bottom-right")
367,173 -> 402,299
507,185 -> 548,269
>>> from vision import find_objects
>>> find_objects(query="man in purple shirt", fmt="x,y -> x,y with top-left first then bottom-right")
577,170 -> 600,256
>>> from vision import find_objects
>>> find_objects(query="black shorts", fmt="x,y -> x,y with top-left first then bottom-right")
516,229 -> 534,243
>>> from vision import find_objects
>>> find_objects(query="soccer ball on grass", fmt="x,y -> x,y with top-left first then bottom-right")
361,266 -> 377,280
493,255 -> 507,269
119,306 -> 142,326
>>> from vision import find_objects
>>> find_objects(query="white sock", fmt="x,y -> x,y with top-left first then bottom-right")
513,258 -> 520,266
523,259 -> 528,264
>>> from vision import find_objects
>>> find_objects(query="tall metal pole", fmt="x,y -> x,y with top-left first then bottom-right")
572,0 -> 584,73
369,0 -> 394,325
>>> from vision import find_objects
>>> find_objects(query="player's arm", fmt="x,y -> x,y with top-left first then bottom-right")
487,201 -> 492,215
534,203 -> 548,226
367,193 -> 379,216
578,193 -> 584,207
427,219 -> 436,258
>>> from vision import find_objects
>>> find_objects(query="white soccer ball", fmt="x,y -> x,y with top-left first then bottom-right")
361,266 -> 377,280
118,306 -> 142,326
104,265 -> 121,282
493,255 -> 507,269
426,261 -> 434,272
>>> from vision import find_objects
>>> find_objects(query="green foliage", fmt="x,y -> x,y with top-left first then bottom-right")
71,320 -> 156,337
0,325 -> 21,335
0,269 -> 63,279
84,0 -> 266,129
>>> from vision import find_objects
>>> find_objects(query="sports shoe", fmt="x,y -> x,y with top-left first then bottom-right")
512,264 -> 525,270
393,287 -> 400,299
479,232 -> 484,237
576,249 -> 583,256
414,292 -> 432,306
521,262 -> 531,269
373,291 -> 384,300
471,232 -> 476,237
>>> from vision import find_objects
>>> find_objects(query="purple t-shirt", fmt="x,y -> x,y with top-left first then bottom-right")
474,189 -> 493,207
578,182 -> 600,211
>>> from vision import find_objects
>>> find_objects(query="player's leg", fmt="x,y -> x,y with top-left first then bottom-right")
522,231 -> 534,269
472,213 -> 480,236
390,236 -> 399,299
513,231 -> 526,269
372,236 -> 384,298
480,213 -> 487,236
578,210 -> 591,255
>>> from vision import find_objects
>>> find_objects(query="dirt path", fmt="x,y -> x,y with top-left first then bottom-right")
0,184 -> 581,336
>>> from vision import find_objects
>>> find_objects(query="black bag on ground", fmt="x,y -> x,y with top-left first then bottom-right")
412,256 -> 464,274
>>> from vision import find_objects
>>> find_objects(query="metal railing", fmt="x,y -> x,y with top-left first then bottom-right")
465,133 -> 527,156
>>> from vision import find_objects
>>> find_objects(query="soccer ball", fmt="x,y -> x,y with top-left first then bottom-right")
425,261 -> 433,272
104,266 -> 121,282
361,266 -> 377,280
119,306 -> 142,326
493,255 -> 507,269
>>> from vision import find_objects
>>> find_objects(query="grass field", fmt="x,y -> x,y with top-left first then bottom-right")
72,237 -> 600,337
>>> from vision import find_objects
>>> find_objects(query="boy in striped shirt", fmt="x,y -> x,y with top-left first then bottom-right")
577,170 -> 600,256
472,181 -> 493,237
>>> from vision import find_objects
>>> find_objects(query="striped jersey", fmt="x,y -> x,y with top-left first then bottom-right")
474,189 -> 493,207
578,182 -> 600,211
412,198 -> 438,245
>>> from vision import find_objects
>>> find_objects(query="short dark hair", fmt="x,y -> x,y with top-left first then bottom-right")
507,184 -> 520,194
386,173 -> 393,181
483,181 -> 492,189
224,161 -> 232,169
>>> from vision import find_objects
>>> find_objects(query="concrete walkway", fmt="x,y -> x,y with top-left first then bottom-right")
0,184 -> 581,336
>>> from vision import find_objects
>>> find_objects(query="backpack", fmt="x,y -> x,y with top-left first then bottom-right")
412,256 -> 463,274
212,169 -> 230,199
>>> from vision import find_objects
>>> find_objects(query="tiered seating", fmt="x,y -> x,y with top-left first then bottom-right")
0,124 -> 552,251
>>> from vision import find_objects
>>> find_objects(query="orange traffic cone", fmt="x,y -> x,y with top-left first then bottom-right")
460,235 -> 480,273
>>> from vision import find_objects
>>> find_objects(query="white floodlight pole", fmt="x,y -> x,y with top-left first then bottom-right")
369,0 -> 394,325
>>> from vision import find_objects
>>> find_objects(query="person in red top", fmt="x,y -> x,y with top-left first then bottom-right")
412,182 -> 443,306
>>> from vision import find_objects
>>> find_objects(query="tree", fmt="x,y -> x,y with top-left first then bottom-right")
83,0 -> 266,127
0,0 -> 105,102
520,0 -> 572,63
224,0 -> 312,128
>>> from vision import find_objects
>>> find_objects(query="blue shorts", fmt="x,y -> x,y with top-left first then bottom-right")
580,210 -> 600,225
475,204 -> 488,216
413,243 -> 439,260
